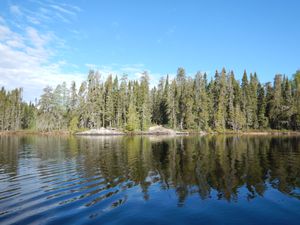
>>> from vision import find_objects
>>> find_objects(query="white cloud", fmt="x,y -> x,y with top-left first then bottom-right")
50,5 -> 76,16
0,1 -> 85,101
26,26 -> 50,48
0,25 -> 11,39
26,16 -> 40,25
1,1 -> 166,102
0,22 -> 85,102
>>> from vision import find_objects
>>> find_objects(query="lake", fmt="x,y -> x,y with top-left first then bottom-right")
0,135 -> 300,225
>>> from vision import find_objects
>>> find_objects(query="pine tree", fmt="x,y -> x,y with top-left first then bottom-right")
119,74 -> 129,127
291,70 -> 300,129
139,72 -> 151,131
21,102 -> 36,130
194,72 -> 209,130
69,81 -> 78,112
126,85 -> 140,131
105,74 -> 114,127
2,68 -> 300,132
241,70 -> 251,129
281,77 -> 293,129
176,67 -> 187,130
257,83 -> 268,129
184,78 -> 196,129
269,74 -> 283,129
37,86 -> 56,131
167,79 -> 177,129
233,103 -> 246,131
214,68 -> 227,132
249,73 -> 259,129
78,81 -> 87,128
226,71 -> 235,130
112,76 -> 121,127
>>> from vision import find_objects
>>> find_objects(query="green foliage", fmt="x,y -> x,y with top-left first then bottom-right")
2,68 -> 300,132
0,87 -> 24,130
69,116 -> 79,132
126,101 -> 140,131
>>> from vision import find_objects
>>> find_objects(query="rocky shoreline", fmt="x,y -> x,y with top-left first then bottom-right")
75,126 -> 192,136
1,127 -> 300,136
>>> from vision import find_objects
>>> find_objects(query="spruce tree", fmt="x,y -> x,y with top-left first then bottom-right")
214,68 -> 227,132
139,72 -> 151,131
105,74 -> 114,127
257,83 -> 268,129
226,71 -> 235,130
194,72 -> 209,130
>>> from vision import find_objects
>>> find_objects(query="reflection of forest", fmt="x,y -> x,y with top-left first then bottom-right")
1,135 -> 300,203
77,135 -> 300,202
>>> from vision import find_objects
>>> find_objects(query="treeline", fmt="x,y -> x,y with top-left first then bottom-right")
0,87 -> 36,130
1,68 -> 300,132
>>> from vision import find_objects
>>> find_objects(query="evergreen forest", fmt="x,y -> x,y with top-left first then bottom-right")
1,68 -> 300,132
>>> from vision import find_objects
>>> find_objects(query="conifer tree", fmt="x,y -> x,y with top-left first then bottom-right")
269,74 -> 283,129
184,78 -> 196,129
249,73 -> 259,129
167,79 -> 177,129
291,70 -> 300,129
281,77 -> 293,129
194,72 -> 209,130
139,72 -> 152,131
241,70 -> 251,129
126,83 -> 140,131
257,83 -> 268,129
226,71 -> 235,130
2,68 -> 300,132
214,68 -> 227,131
105,74 -> 114,127
176,67 -> 187,130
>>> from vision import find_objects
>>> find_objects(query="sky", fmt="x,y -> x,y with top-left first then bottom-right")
0,0 -> 299,101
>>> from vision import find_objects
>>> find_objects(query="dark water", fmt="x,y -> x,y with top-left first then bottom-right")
0,135 -> 300,225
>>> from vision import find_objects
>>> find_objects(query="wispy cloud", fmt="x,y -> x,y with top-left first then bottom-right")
9,1 -> 81,28
0,1 -> 84,101
50,4 -> 76,16
1,1 -> 165,101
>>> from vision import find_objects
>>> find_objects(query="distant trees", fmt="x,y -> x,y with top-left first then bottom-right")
1,68 -> 300,132
0,87 -> 36,131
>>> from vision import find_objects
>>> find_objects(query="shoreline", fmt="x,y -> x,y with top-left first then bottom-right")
1,130 -> 300,136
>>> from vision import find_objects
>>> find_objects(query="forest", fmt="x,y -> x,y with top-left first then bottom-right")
1,68 -> 300,132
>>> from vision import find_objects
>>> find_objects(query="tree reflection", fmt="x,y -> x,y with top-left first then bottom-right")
1,135 -> 300,204
76,135 -> 300,203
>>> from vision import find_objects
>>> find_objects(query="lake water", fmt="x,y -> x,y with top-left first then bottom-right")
0,135 -> 300,225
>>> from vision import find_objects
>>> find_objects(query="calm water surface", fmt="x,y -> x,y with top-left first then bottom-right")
0,135 -> 300,225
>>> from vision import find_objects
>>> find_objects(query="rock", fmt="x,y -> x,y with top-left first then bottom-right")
76,127 -> 125,135
147,125 -> 186,135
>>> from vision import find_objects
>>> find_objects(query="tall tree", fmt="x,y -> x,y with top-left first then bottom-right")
257,83 -> 268,129
226,71 -> 235,130
214,68 -> 227,131
139,72 -> 152,131
194,72 -> 209,130
105,74 -> 114,127
176,67 -> 187,130
269,74 -> 283,129
167,79 -> 177,129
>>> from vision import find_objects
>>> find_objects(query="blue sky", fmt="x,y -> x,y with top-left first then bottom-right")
0,0 -> 299,101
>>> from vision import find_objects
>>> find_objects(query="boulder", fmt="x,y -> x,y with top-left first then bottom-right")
76,127 -> 125,135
